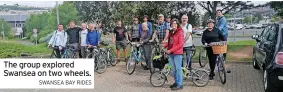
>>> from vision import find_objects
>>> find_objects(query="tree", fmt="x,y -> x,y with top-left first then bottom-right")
0,19 -> 12,39
197,1 -> 254,20
269,1 -> 283,18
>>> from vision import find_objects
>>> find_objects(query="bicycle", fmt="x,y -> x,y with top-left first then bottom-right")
198,46 -> 208,67
49,45 -> 77,58
182,45 -> 196,68
205,41 -> 227,84
126,42 -> 148,75
100,41 -> 117,66
86,46 -> 107,74
150,48 -> 209,87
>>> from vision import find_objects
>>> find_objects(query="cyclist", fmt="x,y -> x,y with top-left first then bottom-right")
48,24 -> 68,58
66,20 -> 82,58
215,9 -> 228,59
112,20 -> 130,62
86,23 -> 100,53
151,14 -> 169,44
140,22 -> 152,70
79,23 -> 89,58
180,14 -> 193,69
201,19 -> 225,80
164,18 -> 184,90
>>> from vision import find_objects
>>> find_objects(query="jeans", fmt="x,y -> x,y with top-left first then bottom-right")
169,54 -> 183,86
183,46 -> 192,68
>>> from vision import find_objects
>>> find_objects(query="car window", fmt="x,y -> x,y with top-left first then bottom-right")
265,25 -> 277,42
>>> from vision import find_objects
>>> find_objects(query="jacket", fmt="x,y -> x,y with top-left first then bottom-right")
86,30 -> 100,46
48,30 -> 68,47
164,27 -> 184,55
216,16 -> 228,36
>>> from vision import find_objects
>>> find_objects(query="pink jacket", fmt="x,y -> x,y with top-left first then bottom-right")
164,27 -> 184,55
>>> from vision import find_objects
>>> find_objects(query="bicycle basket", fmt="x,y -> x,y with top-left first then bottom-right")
211,45 -> 227,54
153,55 -> 169,70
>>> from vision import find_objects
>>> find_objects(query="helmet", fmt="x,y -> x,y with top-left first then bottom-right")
206,19 -> 215,24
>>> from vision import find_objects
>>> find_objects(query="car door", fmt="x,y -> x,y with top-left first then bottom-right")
258,24 -> 277,66
255,25 -> 270,62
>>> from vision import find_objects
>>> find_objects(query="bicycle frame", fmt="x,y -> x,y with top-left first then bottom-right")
129,43 -> 143,63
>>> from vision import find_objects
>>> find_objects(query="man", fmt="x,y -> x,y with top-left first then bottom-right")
66,20 -> 82,58
166,16 -> 171,28
79,23 -> 88,58
151,14 -> 169,44
180,15 -> 193,69
86,23 -> 100,53
140,22 -> 152,70
48,24 -> 68,58
139,15 -> 153,37
112,20 -> 129,62
215,9 -> 228,59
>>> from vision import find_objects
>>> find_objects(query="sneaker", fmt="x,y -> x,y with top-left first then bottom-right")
209,72 -> 215,76
171,85 -> 183,91
169,83 -> 177,88
209,75 -> 214,80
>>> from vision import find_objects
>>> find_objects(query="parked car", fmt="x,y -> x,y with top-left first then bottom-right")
235,24 -> 244,30
251,23 -> 283,92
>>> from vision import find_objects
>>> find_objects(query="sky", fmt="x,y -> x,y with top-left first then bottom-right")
0,1 -> 268,8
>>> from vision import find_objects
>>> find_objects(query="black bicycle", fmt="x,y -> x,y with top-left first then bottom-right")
50,45 -> 77,58
86,46 -> 107,74
198,46 -> 208,67
100,41 -> 117,66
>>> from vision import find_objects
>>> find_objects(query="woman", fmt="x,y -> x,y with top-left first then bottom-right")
164,18 -> 184,90
201,19 -> 225,80
130,17 -> 140,42
140,22 -> 152,70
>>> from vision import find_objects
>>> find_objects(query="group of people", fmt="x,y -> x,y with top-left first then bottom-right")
47,9 -> 228,91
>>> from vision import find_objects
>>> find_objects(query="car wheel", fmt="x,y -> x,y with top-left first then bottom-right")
263,69 -> 278,92
252,53 -> 260,69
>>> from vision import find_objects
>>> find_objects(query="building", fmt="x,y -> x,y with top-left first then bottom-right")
0,14 -> 28,28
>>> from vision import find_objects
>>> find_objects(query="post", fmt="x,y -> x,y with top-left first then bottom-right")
56,1 -> 59,25
233,11 -> 236,45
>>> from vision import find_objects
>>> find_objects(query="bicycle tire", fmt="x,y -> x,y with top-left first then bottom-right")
198,48 -> 208,67
192,70 -> 209,87
126,55 -> 136,75
109,48 -> 117,66
218,56 -> 227,84
95,53 -> 107,74
150,71 -> 167,87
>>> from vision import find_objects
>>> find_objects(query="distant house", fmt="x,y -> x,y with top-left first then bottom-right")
0,14 -> 28,28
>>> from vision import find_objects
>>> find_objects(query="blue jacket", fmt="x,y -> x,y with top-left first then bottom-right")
139,22 -> 153,36
216,16 -> 228,36
86,30 -> 100,46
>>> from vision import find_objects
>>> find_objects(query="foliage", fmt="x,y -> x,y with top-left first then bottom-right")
269,1 -> 283,18
0,19 -> 12,38
24,2 -> 79,43
197,1 -> 254,20
73,1 -> 200,28
243,16 -> 259,23
224,14 -> 232,19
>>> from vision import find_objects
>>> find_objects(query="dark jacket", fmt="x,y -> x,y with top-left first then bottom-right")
66,27 -> 81,44
201,27 -> 225,45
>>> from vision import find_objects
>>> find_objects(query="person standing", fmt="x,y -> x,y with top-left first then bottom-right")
215,9 -> 228,59
180,15 -> 193,69
86,23 -> 100,52
79,23 -> 88,58
66,20 -> 82,58
130,17 -> 140,42
112,20 -> 129,62
151,14 -> 169,44
140,22 -> 152,70
166,16 -> 171,28
139,15 -> 153,37
48,24 -> 68,58
201,19 -> 225,80
164,18 -> 184,90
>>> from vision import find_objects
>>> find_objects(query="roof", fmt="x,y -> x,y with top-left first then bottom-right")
0,14 -> 29,21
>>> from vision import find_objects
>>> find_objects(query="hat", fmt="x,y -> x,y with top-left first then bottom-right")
158,14 -> 164,17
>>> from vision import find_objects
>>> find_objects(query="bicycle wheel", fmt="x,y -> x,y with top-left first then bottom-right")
50,51 -> 56,58
150,71 -> 167,87
126,55 -> 136,75
192,70 -> 209,87
198,48 -> 208,67
109,48 -> 117,66
218,56 -> 227,84
191,45 -> 196,59
95,53 -> 107,74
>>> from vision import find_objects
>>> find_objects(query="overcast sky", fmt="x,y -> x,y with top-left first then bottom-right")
0,1 -> 268,8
